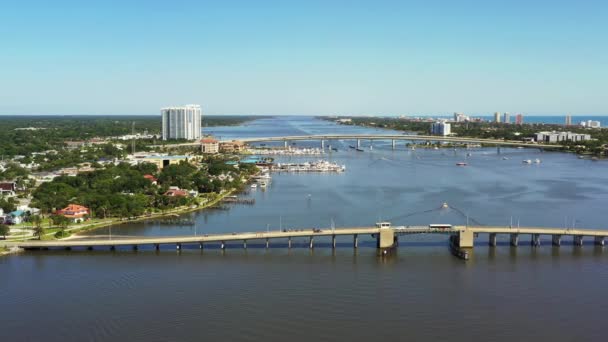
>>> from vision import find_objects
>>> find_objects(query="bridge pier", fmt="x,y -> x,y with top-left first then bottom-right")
321,140 -> 325,150
574,235 -> 584,246
552,235 -> 561,246
110,246 -> 115,251
488,233 -> 497,247
243,240 -> 247,249
154,244 -> 160,251
531,234 -> 541,247
199,242 -> 203,249
510,233 -> 519,246
392,139 -> 396,149
87,246 -> 93,251
288,237 -> 292,248
357,139 -> 361,149
595,236 -> 605,246
284,140 -> 288,148
353,234 -> 358,248
265,238 -> 269,249
221,241 -> 226,249
309,236 -> 314,249
332,235 -> 336,249
65,247 -> 71,251
176,243 -> 181,250
132,245 -> 138,251
377,228 -> 397,253
458,229 -> 474,248
497,145 -> 501,154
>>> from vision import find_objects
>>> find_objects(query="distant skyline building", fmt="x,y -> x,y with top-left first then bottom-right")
161,105 -> 202,140
430,121 -> 451,136
580,120 -> 601,128
515,113 -> 523,125
503,112 -> 510,124
565,114 -> 572,126
453,112 -> 469,122
494,112 -> 501,123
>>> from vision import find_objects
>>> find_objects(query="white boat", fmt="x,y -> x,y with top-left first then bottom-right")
522,159 -> 532,164
502,157 -> 509,160
250,184 -> 258,188
534,159 -> 541,164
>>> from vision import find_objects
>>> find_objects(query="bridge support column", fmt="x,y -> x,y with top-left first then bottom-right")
309,237 -> 314,249
531,234 -> 541,247
574,235 -> 584,246
595,236 -> 605,246
392,139 -> 396,149
377,228 -> 397,253
154,244 -> 160,251
243,240 -> 247,249
133,245 -> 138,251
176,243 -> 181,250
221,241 -> 226,249
110,246 -> 115,251
510,233 -> 519,246
321,140 -> 325,150
552,235 -> 561,246
497,145 -> 501,154
199,242 -> 203,249
332,235 -> 336,249
284,140 -> 288,148
353,234 -> 358,248
87,246 -> 93,251
458,229 -> 474,248
65,247 -> 71,251
288,237 -> 292,248
357,139 -> 361,149
489,233 -> 497,247
266,238 -> 270,249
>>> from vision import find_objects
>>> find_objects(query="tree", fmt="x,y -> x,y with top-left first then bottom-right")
33,225 -> 45,240
0,224 -> 9,239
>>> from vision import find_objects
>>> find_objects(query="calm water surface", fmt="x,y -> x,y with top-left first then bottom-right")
2,116 -> 608,341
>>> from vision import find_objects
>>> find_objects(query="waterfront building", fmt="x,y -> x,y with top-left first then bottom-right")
430,121 -> 451,136
494,112 -> 501,123
515,113 -> 523,125
534,131 -> 591,143
580,120 -> 601,128
161,105 -> 202,140
56,204 -> 90,223
565,114 -> 572,126
503,112 -> 510,124
201,138 -> 219,154
219,141 -> 246,153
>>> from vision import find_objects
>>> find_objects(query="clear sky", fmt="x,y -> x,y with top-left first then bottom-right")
1,0 -> 606,116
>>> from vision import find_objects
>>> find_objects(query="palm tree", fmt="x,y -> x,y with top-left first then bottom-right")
33,225 -> 45,240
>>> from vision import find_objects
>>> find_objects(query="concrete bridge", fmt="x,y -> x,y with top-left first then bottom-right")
151,134 -> 560,150
10,224 -> 607,260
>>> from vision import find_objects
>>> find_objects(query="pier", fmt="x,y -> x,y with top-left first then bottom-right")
9,224 -> 608,260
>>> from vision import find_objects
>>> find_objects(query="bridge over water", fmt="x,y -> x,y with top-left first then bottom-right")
11,225 -> 607,260
151,134 -> 560,150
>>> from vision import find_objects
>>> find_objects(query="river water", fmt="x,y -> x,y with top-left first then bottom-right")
2,116 -> 608,341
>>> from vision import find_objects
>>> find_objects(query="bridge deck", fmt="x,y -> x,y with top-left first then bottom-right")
10,226 -> 608,249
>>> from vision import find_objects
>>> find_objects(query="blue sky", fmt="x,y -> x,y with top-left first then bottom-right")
1,0 -> 606,115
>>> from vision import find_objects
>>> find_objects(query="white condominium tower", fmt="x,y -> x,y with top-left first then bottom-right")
161,104 -> 202,140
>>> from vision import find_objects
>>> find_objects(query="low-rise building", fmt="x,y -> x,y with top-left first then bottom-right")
141,155 -> 190,169
201,138 -> 219,154
534,131 -> 591,143
219,141 -> 246,153
56,204 -> 90,223
0,182 -> 17,196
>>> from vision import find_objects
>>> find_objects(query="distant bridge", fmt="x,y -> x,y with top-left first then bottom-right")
150,134 -> 560,150
10,225 -> 607,260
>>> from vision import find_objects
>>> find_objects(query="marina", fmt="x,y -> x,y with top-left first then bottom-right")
272,160 -> 346,173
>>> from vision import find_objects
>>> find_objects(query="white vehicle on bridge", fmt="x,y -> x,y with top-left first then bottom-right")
376,222 -> 391,229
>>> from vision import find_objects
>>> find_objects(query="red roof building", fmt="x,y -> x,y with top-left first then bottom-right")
164,189 -> 189,197
143,174 -> 158,185
57,204 -> 90,221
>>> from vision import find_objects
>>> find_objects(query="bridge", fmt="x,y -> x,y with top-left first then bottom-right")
10,225 -> 607,260
151,134 -> 560,150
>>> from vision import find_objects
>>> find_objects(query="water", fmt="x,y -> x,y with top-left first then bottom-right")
3,116 -> 608,341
